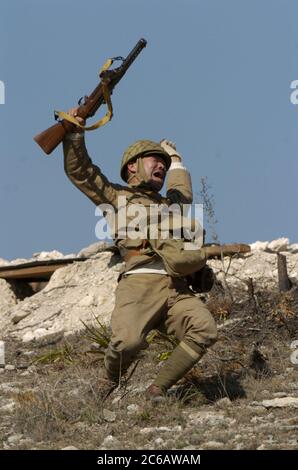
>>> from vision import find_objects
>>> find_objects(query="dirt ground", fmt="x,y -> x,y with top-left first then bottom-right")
0,285 -> 297,450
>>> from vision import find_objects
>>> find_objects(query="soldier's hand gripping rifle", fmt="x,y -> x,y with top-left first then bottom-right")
34,38 -> 147,155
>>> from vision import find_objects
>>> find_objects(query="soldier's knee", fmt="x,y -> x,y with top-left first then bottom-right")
207,321 -> 218,345
202,313 -> 218,345
110,336 -> 147,357
186,310 -> 218,348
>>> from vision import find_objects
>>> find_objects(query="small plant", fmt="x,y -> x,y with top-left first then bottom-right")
136,409 -> 151,422
157,351 -> 173,361
272,292 -> 295,324
173,383 -> 207,406
199,177 -> 219,244
81,315 -> 111,353
147,330 -> 178,362
207,296 -> 233,321
33,343 -> 73,365
14,390 -> 37,405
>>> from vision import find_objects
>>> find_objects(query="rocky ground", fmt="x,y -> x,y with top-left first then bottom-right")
0,239 -> 297,450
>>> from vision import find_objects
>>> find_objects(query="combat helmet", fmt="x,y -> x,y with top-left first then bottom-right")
120,139 -> 171,182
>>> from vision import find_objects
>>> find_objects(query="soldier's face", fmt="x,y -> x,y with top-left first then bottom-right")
142,155 -> 167,191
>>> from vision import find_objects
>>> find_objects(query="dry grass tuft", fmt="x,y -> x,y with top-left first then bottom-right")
207,296 -> 233,321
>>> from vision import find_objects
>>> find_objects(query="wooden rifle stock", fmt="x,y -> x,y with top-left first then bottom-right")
34,38 -> 147,155
34,121 -> 72,155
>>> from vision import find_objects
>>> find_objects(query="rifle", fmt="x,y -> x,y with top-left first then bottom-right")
34,38 -> 147,155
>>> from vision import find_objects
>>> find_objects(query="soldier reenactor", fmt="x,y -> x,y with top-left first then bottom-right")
62,107 -> 217,399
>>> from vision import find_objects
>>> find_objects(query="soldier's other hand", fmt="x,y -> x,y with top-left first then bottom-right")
160,139 -> 182,162
67,107 -> 86,131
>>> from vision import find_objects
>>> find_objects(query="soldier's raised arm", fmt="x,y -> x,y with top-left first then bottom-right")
161,140 -> 193,204
63,108 -> 122,208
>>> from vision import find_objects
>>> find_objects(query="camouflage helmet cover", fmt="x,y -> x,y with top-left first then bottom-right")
120,139 -> 171,181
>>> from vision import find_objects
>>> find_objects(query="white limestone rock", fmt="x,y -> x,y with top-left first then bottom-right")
100,435 -> 121,450
0,399 -> 16,413
0,258 -> 9,267
268,238 -> 289,252
0,279 -> 17,310
9,258 -> 32,265
289,243 -> 298,254
1,252 -> 120,341
103,409 -> 116,422
202,441 -> 225,449
77,241 -> 112,258
7,434 -> 23,446
127,404 -> 140,415
186,410 -> 235,427
250,241 -> 269,251
22,331 -> 35,343
250,238 -> 290,253
261,397 -> 298,408
32,250 -> 64,261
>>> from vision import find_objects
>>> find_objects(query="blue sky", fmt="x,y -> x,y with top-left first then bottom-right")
1,0 -> 298,260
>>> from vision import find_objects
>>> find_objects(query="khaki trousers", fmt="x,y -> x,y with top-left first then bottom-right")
104,273 -> 217,381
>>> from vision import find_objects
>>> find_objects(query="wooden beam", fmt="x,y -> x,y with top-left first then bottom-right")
205,243 -> 251,258
0,264 -> 64,281
0,258 -> 85,282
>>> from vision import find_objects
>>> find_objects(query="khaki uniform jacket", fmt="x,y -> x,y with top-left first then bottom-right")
63,134 -> 194,273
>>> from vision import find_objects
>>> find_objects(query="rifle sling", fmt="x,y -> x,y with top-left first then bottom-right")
54,59 -> 114,131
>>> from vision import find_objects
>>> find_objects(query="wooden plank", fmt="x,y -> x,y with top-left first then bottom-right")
0,257 -> 83,272
0,258 -> 86,282
205,243 -> 251,258
0,258 -> 86,281
0,264 -> 66,281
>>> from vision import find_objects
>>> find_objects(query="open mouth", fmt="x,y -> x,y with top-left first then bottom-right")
153,170 -> 165,180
